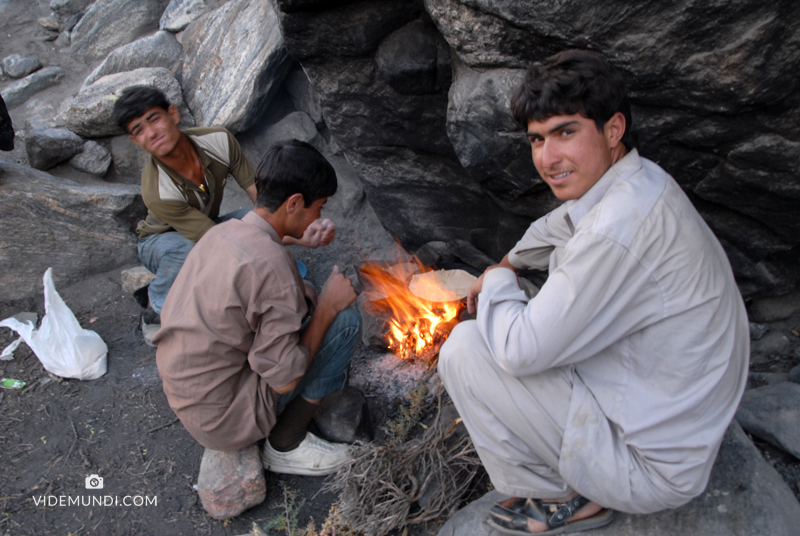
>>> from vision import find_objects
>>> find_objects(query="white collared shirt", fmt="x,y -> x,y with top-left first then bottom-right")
478,149 -> 749,512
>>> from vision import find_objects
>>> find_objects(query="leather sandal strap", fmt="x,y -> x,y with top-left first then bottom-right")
544,494 -> 591,528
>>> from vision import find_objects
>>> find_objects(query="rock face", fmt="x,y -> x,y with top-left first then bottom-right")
61,67 -> 193,138
82,31 -> 183,88
272,0 -> 800,296
25,128 -> 84,170
70,0 -> 171,61
180,0 -> 291,133
437,422 -> 800,536
1,67 -> 65,109
0,162 -> 144,300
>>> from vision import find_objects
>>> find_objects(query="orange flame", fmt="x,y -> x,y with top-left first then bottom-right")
360,260 -> 464,363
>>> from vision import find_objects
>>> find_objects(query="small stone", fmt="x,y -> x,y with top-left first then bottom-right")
749,323 -> 768,341
25,128 -> 84,170
788,365 -> 800,384
55,31 -> 71,47
314,386 -> 373,443
2,55 -> 43,79
196,445 -> 266,520
120,266 -> 155,295
0,66 -> 65,109
39,16 -> 60,31
69,140 -> 112,176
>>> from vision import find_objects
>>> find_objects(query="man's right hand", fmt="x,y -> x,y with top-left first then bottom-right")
317,265 -> 357,314
467,254 -> 519,315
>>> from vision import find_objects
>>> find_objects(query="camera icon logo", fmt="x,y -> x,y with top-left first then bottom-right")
85,474 -> 104,489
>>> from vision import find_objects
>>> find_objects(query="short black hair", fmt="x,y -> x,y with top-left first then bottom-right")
113,86 -> 170,133
510,49 -> 634,149
255,140 -> 337,211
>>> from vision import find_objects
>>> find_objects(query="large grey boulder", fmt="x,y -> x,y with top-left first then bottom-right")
273,0 -> 800,297
70,0 -> 171,61
248,111 -> 326,155
447,59 -> 558,220
0,162 -> 144,301
1,67 -> 65,109
274,1 -> 527,259
159,0 -> 227,32
69,140 -> 113,176
181,0 -> 291,133
25,128 -> 85,170
82,31 -> 183,88
61,67 -> 193,138
438,423 -> 800,536
737,382 -> 800,459
2,55 -> 42,79
110,134 -> 149,177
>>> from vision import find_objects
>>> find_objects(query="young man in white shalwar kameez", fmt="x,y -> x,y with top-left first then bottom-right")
438,49 -> 749,535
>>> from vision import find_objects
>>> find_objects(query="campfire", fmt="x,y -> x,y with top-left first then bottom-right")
359,260 -> 475,364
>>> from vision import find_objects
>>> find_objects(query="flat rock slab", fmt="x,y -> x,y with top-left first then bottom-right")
0,162 -> 143,301
1,66 -> 65,109
62,67 -> 193,138
82,31 -> 182,88
69,140 -> 112,176
25,128 -> 84,170
438,422 -> 800,536
196,445 -> 266,520
737,382 -> 800,459
181,0 -> 290,134
70,0 -> 171,61
160,0 -> 226,32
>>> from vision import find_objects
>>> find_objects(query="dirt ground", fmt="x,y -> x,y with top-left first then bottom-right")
0,259 -> 454,536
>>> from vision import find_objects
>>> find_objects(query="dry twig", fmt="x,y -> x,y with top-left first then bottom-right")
324,388 -> 482,536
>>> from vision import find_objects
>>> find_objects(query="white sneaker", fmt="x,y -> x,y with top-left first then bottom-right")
261,432 -> 352,476
140,317 -> 160,348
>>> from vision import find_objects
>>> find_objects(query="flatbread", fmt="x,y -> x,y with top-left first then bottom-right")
408,269 -> 477,302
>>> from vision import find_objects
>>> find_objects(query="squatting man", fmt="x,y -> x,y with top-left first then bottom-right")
112,87 -> 335,345
439,50 -> 748,534
155,140 -> 361,476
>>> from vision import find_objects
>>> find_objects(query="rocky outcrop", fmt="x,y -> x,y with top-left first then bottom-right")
82,31 -> 182,88
70,0 -> 171,61
0,162 -> 145,300
1,67 -> 65,109
438,422 -> 800,536
62,67 -> 193,138
273,0 -> 800,297
180,0 -> 290,133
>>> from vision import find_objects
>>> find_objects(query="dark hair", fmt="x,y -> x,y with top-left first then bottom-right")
113,86 -> 170,132
511,49 -> 634,149
255,140 -> 337,211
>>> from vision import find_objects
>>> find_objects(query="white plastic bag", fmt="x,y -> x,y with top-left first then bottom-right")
0,268 -> 107,380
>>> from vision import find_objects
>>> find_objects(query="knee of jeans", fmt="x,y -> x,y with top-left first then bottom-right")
334,309 -> 362,342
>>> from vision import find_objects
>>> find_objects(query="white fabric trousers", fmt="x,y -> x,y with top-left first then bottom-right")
439,320 -> 576,499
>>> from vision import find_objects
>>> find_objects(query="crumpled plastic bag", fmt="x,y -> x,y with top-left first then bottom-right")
0,268 -> 107,380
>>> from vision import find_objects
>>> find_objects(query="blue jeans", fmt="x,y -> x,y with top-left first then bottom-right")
138,208 -> 251,313
278,309 -> 361,409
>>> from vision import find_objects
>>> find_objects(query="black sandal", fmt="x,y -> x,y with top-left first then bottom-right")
486,495 -> 615,535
